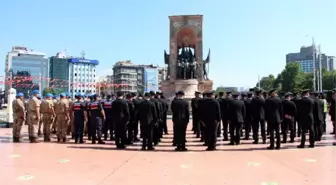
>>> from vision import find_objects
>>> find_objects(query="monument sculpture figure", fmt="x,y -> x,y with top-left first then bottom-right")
161,15 -> 213,99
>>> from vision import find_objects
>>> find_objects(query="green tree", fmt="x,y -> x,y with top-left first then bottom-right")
215,87 -> 227,94
43,87 -> 55,96
273,73 -> 283,91
280,63 -> 303,92
322,70 -> 336,90
297,72 -> 313,91
256,74 -> 275,91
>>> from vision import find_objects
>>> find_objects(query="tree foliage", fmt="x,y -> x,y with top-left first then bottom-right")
257,63 -> 336,93
42,87 -> 65,96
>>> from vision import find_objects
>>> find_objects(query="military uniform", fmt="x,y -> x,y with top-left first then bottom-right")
102,95 -> 114,140
88,95 -> 105,144
12,93 -> 25,142
138,93 -> 157,150
228,92 -> 246,145
73,95 -> 87,143
281,93 -> 296,143
40,94 -> 55,141
27,90 -> 41,142
57,94 -> 70,142
111,92 -> 130,149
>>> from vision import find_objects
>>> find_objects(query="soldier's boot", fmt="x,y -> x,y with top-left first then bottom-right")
92,136 -> 96,144
30,137 -> 39,143
75,137 -> 78,144
57,137 -> 61,142
62,137 -> 67,143
79,137 -> 85,144
37,130 -> 42,136
43,135 -> 50,142
13,137 -> 20,143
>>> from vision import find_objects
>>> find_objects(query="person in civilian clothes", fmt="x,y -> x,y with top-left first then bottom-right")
228,92 -> 246,145
171,90 -> 190,151
320,94 -> 328,133
265,89 -> 283,150
138,92 -> 157,150
111,91 -> 130,149
281,92 -> 296,143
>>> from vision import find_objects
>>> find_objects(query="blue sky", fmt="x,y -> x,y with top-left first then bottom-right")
0,0 -> 335,89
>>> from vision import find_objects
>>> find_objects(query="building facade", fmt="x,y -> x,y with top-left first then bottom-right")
5,46 -> 49,98
68,58 -> 98,95
49,53 -> 69,92
112,61 -> 160,94
286,45 -> 335,73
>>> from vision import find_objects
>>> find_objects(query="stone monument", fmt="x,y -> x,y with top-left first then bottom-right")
161,15 -> 213,99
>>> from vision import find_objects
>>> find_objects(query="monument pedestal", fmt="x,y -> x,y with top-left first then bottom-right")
161,79 -> 198,100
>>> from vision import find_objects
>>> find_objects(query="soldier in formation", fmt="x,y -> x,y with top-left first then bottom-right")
11,88 -> 336,152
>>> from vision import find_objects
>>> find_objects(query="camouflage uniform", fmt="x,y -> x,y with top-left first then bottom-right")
27,96 -> 41,142
12,97 -> 25,142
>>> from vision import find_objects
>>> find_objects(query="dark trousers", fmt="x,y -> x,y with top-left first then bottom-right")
281,118 -> 295,142
296,118 -> 302,137
163,113 -> 168,134
322,113 -> 327,132
193,116 -> 201,137
217,120 -> 221,136
127,120 -> 135,142
205,121 -> 219,149
300,122 -> 315,146
222,119 -> 229,140
74,117 -> 84,140
134,119 -> 139,139
103,118 -> 114,140
252,119 -> 266,142
314,120 -> 322,141
229,121 -> 242,144
268,121 -> 281,148
244,119 -> 252,139
174,122 -> 188,148
115,122 -> 127,147
152,123 -> 159,144
90,117 -> 103,142
87,115 -> 92,138
141,124 -> 153,149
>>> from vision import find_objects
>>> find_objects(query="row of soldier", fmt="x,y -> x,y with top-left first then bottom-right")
188,88 -> 336,150
11,88 -> 336,151
11,90 -> 170,151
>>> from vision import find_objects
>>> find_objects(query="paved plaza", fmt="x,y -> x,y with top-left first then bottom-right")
0,120 -> 335,185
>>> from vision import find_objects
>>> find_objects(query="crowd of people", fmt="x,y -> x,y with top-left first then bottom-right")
10,87 -> 336,151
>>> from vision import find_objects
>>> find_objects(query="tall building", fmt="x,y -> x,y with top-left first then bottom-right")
49,52 -> 69,92
112,61 -> 160,94
286,45 -> 335,73
328,56 -> 335,71
158,67 -> 167,88
5,46 -> 49,98
68,57 -> 98,95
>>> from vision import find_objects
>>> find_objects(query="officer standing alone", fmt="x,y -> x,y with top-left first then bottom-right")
171,90 -> 190,151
